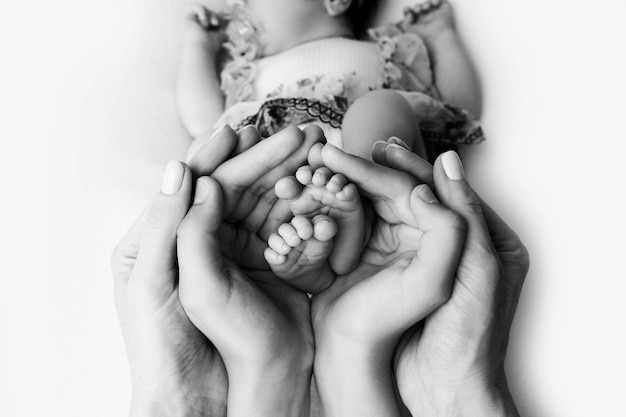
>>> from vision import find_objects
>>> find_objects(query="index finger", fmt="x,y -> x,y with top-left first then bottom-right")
320,144 -> 418,202
212,125 -> 305,191
187,125 -> 239,177
372,140 -> 434,186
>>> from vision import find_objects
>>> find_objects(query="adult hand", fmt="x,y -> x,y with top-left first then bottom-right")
311,144 -> 467,417
111,161 -> 227,417
374,142 -> 529,417
177,126 -> 321,417
188,124 -> 324,270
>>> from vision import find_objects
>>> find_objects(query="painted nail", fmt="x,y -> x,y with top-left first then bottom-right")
416,184 -> 438,203
193,178 -> 211,205
161,160 -> 185,195
388,136 -> 411,151
441,151 -> 465,180
237,124 -> 257,134
387,143 -> 410,153
209,124 -> 228,141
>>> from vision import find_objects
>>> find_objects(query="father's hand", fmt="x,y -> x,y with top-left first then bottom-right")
111,161 -> 227,417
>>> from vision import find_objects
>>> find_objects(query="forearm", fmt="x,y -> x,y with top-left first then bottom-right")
315,346 -> 402,417
421,29 -> 482,117
176,43 -> 225,138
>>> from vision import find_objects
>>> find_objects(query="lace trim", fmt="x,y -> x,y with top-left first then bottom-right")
236,98 -> 345,137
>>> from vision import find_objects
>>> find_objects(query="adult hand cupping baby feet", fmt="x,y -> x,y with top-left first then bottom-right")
177,176 -> 313,417
112,161 -> 227,417
188,124 -> 324,271
177,127 -> 323,417
310,144 -> 467,417
374,141 -> 528,417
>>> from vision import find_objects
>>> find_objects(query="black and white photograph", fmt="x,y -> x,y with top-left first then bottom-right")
1,0 -> 624,416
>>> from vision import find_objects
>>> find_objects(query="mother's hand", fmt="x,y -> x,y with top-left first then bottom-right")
111,161 -> 228,417
374,142 -> 529,417
311,144 -> 467,417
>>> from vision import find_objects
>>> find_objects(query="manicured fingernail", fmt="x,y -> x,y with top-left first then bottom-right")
387,143 -> 410,153
416,184 -> 438,203
441,151 -> 465,180
209,124 -> 228,141
373,140 -> 388,149
237,124 -> 257,134
193,178 -> 211,205
161,160 -> 185,195
388,136 -> 410,151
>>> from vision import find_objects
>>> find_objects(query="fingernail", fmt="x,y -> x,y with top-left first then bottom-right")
416,184 -> 438,203
237,124 -> 257,134
193,178 -> 211,205
209,124 -> 228,141
387,143 -> 410,153
388,136 -> 410,151
441,151 -> 465,180
161,160 -> 185,195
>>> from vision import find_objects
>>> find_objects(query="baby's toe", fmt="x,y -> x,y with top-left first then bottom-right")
326,173 -> 348,193
278,222 -> 302,247
268,232 -> 292,256
312,215 -> 338,242
264,247 -> 286,266
307,142 -> 324,168
336,183 -> 360,202
275,176 -> 304,201
295,166 -> 314,186
312,167 -> 333,187
291,215 -> 314,240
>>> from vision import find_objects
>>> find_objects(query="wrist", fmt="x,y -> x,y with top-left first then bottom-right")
130,391 -> 225,417
412,24 -> 455,47
314,343 -> 400,416
227,365 -> 312,417
404,369 -> 519,417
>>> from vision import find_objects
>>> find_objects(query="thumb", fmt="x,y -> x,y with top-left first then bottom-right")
177,176 -> 231,319
127,161 -> 193,289
433,151 -> 494,253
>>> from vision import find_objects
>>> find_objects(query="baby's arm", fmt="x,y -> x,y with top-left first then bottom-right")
404,0 -> 482,117
176,4 -> 226,138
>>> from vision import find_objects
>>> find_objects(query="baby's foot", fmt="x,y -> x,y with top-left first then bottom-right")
183,3 -> 225,52
265,215 -> 338,294
402,0 -> 455,39
275,166 -> 368,276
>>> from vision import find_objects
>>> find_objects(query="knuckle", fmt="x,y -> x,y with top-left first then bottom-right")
176,217 -> 196,242
439,209 -> 468,236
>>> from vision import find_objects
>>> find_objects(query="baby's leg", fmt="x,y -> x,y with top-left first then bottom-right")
275,166 -> 367,277
177,4 -> 226,139
264,215 -> 338,295
341,89 -> 426,160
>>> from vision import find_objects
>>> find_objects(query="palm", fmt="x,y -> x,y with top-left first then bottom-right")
189,258 -> 314,369
312,218 -> 423,346
115,259 -> 228,413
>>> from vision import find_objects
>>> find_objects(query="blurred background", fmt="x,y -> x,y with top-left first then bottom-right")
1,0 -> 625,416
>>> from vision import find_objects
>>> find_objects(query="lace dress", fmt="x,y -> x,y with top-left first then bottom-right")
214,12 -> 484,151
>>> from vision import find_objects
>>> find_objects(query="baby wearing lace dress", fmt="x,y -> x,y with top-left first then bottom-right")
176,1 -> 482,413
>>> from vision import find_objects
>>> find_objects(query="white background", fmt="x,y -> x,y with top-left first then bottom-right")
1,0 -> 625,416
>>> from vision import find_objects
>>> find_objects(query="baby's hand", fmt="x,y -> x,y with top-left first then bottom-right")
402,0 -> 456,40
183,3 -> 226,55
